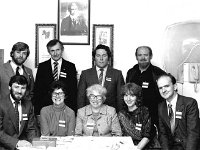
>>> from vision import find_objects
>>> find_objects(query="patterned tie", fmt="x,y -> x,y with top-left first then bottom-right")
14,101 -> 20,133
16,66 -> 20,75
168,104 -> 175,133
98,68 -> 104,85
53,61 -> 58,81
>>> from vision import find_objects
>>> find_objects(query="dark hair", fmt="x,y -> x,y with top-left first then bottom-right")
135,46 -> 152,57
121,83 -> 143,109
49,80 -> 67,97
10,42 -> 30,58
157,73 -> 176,85
46,39 -> 64,52
9,75 -> 28,87
92,44 -> 112,58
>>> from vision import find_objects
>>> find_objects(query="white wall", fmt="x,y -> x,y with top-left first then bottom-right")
1,0 -> 200,103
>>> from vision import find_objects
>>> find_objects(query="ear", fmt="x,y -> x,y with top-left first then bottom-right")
9,86 -> 11,90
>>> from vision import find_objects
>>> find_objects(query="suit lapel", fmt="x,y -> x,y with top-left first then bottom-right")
7,97 -> 19,133
4,61 -> 15,78
174,95 -> 183,130
104,66 -> 112,88
91,67 -> 99,83
19,101 -> 26,135
162,102 -> 171,128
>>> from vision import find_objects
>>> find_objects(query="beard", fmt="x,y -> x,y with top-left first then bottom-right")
139,62 -> 150,69
10,89 -> 24,102
12,56 -> 26,66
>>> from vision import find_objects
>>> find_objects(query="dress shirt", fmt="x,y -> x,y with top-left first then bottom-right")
10,60 -> 23,75
51,58 -> 62,80
10,95 -> 22,130
166,93 -> 177,124
96,66 -> 108,86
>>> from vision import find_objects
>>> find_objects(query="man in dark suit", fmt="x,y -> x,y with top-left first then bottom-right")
157,73 -> 199,150
0,42 -> 34,101
33,39 -> 77,116
61,2 -> 88,35
0,75 -> 36,150
77,44 -> 125,112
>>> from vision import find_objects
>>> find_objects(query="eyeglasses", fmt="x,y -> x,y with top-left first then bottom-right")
52,92 -> 64,97
89,94 -> 103,101
124,94 -> 136,97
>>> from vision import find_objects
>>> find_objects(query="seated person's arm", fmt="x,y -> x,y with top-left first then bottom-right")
40,107 -> 50,136
75,110 -> 83,136
67,111 -> 76,136
111,109 -> 122,136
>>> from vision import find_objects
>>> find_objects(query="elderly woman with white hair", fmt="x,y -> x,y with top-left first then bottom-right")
75,84 -> 122,136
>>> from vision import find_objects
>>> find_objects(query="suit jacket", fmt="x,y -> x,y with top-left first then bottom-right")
77,66 -> 125,112
0,95 -> 36,150
61,15 -> 88,35
75,104 -> 122,136
0,61 -> 34,101
33,58 -> 77,115
158,94 -> 200,150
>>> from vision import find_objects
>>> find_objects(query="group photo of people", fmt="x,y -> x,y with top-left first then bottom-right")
0,39 -> 199,150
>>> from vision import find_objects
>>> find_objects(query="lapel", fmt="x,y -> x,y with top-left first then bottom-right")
92,67 -> 99,83
162,102 -> 171,128
4,61 -> 15,79
174,95 -> 184,130
104,66 -> 112,88
60,59 -> 68,79
7,96 -> 19,133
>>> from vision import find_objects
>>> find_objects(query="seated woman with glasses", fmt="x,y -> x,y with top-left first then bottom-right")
118,83 -> 152,150
40,81 -> 75,136
75,84 -> 122,136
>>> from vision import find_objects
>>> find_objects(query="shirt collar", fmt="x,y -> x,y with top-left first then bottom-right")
10,60 -> 23,71
51,58 -> 62,66
10,95 -> 21,105
166,93 -> 178,106
85,105 -> 107,116
96,65 -> 108,72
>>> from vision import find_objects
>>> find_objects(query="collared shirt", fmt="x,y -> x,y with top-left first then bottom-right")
51,58 -> 62,80
10,95 -> 22,130
166,93 -> 177,123
96,66 -> 108,86
10,60 -> 23,75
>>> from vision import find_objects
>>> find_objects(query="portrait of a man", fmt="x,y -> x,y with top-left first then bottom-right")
61,2 -> 88,36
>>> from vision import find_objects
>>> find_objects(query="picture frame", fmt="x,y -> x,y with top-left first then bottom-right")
92,24 -> 114,66
35,24 -> 56,68
58,0 -> 90,45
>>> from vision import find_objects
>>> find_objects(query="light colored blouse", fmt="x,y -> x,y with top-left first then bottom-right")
75,104 -> 122,136
40,104 -> 75,136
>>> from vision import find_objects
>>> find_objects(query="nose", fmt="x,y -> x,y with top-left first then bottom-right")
162,87 -> 166,93
100,55 -> 103,60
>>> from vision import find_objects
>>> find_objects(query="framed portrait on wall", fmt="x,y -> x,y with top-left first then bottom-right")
93,24 -> 114,66
58,0 -> 90,45
35,24 -> 56,68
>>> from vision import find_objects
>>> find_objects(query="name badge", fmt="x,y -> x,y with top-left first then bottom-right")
142,82 -> 149,88
60,72 -> 67,78
175,111 -> 182,119
135,123 -> 142,131
22,114 -> 28,120
86,122 -> 95,129
59,120 -> 66,127
106,77 -> 112,82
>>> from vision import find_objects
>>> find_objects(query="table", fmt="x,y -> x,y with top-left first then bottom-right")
19,136 -> 137,150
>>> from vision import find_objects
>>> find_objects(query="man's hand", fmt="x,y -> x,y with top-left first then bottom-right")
16,140 -> 32,147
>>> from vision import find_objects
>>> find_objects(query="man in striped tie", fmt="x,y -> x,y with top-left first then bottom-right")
0,75 -> 36,149
157,73 -> 199,150
77,44 -> 125,112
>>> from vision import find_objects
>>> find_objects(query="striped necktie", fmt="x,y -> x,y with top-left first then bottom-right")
98,68 -> 104,85
53,61 -> 58,81
168,104 -> 175,133
14,101 -> 20,133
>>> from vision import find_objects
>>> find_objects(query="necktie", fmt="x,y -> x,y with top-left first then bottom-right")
168,104 -> 175,133
14,101 -> 20,133
16,66 -> 20,75
98,68 -> 104,85
53,61 -> 58,81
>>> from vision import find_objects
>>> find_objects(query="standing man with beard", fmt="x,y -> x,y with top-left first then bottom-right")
0,75 -> 36,150
0,42 -> 34,101
126,46 -> 166,143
